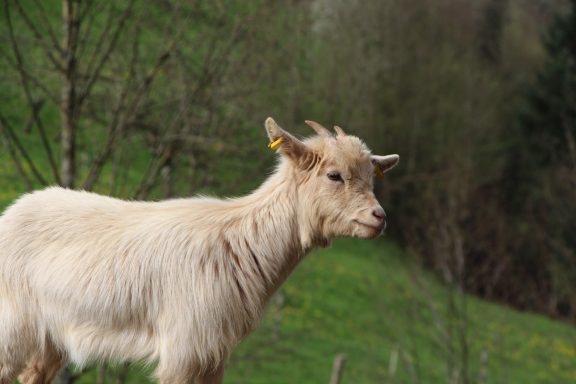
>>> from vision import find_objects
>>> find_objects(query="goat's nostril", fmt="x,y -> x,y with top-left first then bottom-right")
372,207 -> 386,221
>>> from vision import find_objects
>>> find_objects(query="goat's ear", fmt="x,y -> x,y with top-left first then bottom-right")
265,117 -> 308,160
371,154 -> 399,175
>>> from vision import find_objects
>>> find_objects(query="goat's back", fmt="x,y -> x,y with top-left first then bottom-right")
0,187 -> 232,364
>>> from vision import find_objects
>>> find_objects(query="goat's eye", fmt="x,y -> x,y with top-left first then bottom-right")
327,171 -> 343,182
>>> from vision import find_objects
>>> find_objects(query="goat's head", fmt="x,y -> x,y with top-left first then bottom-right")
265,117 -> 399,247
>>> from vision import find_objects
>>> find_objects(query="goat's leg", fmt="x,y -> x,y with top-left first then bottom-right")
0,362 -> 25,384
195,364 -> 224,384
18,343 -> 64,384
156,371 -> 194,384
0,303 -> 31,384
155,360 -> 195,384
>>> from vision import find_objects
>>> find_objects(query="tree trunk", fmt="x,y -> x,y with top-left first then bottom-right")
60,0 -> 79,188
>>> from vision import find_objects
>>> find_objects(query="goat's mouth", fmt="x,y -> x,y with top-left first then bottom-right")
353,219 -> 385,234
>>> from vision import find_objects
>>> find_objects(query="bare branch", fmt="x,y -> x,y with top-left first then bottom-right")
10,0 -> 63,71
81,24 -> 140,191
0,123 -> 33,190
30,0 -> 62,52
77,0 -> 136,107
23,99 -> 45,134
0,46 -> 59,104
133,143 -> 175,199
76,1 -> 107,59
127,11 -> 255,198
83,25 -> 177,191
3,0 -> 61,184
78,0 -> 97,25
81,86 -> 130,191
0,113 -> 48,186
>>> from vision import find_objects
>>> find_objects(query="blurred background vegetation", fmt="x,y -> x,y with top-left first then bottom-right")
1,0 -> 576,383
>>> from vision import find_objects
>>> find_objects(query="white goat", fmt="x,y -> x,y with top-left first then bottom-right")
0,118 -> 398,384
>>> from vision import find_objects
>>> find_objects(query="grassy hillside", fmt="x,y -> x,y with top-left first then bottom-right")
225,239 -> 576,383
67,238 -> 576,384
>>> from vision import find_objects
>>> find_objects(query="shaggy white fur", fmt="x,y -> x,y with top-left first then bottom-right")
0,118 -> 398,384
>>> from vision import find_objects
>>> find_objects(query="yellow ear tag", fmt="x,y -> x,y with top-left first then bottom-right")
268,137 -> 283,150
374,166 -> 385,178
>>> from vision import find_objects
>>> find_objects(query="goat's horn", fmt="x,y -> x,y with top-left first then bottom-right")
334,125 -> 346,136
305,120 -> 332,137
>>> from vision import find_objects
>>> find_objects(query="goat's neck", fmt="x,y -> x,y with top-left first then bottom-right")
231,162 -> 318,296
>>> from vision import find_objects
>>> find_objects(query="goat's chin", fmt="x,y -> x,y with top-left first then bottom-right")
352,221 -> 383,239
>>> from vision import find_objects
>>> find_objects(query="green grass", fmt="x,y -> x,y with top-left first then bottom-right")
67,238 -> 576,383
225,239 -> 576,383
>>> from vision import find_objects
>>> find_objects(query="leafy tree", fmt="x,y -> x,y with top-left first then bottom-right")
519,0 -> 576,169
511,0 -> 576,318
